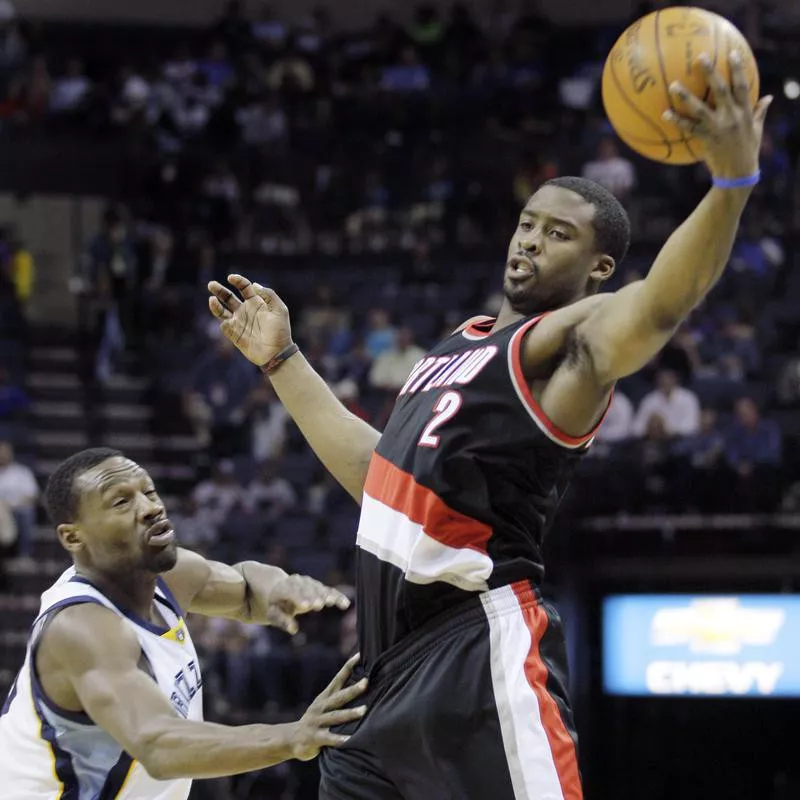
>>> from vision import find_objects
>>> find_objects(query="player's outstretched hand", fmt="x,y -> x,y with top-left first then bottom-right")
663,50 -> 772,181
286,653 -> 367,761
250,573 -> 351,635
208,274 -> 293,368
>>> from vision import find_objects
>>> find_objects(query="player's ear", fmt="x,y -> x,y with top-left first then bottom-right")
590,254 -> 615,285
57,524 -> 84,554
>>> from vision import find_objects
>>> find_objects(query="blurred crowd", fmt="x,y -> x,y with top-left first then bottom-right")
0,4 -> 799,777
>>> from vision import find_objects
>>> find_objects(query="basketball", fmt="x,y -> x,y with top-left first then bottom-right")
601,7 -> 760,165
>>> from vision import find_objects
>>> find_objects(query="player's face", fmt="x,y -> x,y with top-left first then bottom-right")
59,457 -> 178,575
504,185 -> 612,314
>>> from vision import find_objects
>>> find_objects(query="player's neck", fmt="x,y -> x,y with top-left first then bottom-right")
74,564 -> 158,622
493,301 -> 525,332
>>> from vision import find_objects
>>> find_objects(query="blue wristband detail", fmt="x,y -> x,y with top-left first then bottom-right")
712,171 -> 761,189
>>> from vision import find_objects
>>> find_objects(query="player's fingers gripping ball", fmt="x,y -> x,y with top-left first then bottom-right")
601,6 -> 759,164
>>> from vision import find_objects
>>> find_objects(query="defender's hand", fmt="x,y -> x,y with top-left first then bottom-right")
663,51 -> 772,181
286,654 -> 367,761
208,274 -> 293,368
250,573 -> 351,635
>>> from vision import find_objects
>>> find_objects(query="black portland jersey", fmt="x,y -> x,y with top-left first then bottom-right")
354,315 -> 609,666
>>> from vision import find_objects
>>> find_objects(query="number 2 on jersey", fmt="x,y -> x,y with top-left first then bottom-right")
418,390 -> 463,448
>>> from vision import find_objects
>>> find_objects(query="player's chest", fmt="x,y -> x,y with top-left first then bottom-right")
387,343 -> 511,446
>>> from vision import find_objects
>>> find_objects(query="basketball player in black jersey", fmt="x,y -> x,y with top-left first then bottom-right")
209,54 -> 770,800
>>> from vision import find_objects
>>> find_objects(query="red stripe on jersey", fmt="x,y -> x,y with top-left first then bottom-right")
509,316 -> 609,448
512,581 -> 584,800
364,453 -> 492,553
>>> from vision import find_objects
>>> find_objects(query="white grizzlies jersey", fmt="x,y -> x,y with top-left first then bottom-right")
0,567 -> 204,799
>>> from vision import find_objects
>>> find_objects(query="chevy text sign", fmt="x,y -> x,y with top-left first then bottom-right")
602,595 -> 800,697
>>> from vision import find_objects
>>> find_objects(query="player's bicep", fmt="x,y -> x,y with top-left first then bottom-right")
161,547 -> 217,612
47,605 -> 183,766
578,280 -> 679,384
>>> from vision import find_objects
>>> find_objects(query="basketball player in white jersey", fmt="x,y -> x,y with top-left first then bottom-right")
0,447 -> 367,800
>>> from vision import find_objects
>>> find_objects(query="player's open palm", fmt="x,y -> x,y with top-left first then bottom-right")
287,653 -> 367,761
664,50 -> 772,180
208,274 -> 293,368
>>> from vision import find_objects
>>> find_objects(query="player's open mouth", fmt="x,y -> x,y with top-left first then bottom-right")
145,519 -> 175,547
508,255 -> 536,277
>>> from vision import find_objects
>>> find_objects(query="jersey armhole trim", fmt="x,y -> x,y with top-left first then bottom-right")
508,316 -> 611,449
70,575 -> 173,636
460,316 -> 496,340
156,576 -> 185,620
30,597 -> 105,726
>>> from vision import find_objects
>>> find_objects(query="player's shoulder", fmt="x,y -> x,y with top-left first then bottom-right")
39,602 -> 139,669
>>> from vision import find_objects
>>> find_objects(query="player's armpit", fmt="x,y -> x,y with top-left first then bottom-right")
575,280 -> 679,385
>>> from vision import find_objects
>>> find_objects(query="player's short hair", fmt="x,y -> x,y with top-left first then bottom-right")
543,176 -> 631,266
45,447 -> 123,526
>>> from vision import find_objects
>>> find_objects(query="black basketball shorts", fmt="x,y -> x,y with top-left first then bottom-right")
319,580 -> 583,800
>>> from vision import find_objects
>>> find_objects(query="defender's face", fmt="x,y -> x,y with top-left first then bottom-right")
61,457 -> 177,574
504,185 -> 603,314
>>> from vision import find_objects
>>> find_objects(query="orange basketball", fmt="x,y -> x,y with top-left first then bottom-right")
601,6 -> 760,165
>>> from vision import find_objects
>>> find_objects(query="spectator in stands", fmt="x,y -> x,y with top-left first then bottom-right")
235,93 -> 288,149
724,397 -> 782,510
244,459 -> 297,520
0,440 -> 37,559
86,205 -> 137,315
198,40 -> 235,91
112,64 -> 151,125
1,54 -> 50,122
251,2 -> 289,46
162,43 -> 198,88
49,58 -> 92,115
84,206 -> 137,376
332,378 -> 370,423
728,215 -> 783,300
368,327 -> 426,392
192,458 -> 245,527
0,18 -> 26,82
139,227 -> 176,293
215,0 -> 252,52
633,369 -> 701,438
626,414 -> 681,511
297,285 -> 351,350
199,159 -> 241,244
266,41 -> 316,96
247,383 -> 290,462
672,408 -> 726,509
594,389 -> 633,444
581,137 -> 636,200
337,339 -> 374,390
381,46 -> 431,93
184,336 -> 259,455
364,308 -> 396,360
169,494 -> 219,554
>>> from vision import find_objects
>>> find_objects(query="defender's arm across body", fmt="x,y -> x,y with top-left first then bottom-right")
163,547 -> 350,635
36,605 -> 366,780
208,277 -> 380,503
527,52 -> 771,435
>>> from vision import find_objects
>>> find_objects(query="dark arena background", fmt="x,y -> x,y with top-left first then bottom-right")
0,0 -> 799,797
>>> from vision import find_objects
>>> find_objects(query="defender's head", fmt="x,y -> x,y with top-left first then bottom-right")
504,177 -> 631,315
45,448 -> 177,575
